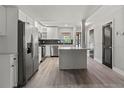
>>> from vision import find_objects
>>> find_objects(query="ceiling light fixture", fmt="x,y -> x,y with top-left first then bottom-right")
64,24 -> 68,27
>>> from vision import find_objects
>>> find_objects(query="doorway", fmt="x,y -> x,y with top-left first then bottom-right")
102,22 -> 112,69
75,32 -> 81,47
89,29 -> 94,59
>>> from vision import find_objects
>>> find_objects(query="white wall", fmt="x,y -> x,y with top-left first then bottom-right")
86,6 -> 124,71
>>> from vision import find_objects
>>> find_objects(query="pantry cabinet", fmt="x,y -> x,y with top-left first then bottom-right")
0,6 -> 6,36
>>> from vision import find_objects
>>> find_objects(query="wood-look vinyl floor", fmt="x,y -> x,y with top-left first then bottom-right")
24,57 -> 124,88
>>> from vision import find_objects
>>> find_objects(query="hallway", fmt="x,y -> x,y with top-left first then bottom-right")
24,57 -> 124,88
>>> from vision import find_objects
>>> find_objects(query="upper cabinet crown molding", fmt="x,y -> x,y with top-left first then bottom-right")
0,6 -> 6,36
18,9 -> 34,26
26,16 -> 34,26
18,10 -> 27,22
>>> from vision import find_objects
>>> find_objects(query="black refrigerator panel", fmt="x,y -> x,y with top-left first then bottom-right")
18,20 -> 26,86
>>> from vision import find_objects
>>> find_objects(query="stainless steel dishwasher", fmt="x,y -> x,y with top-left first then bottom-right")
50,46 -> 59,57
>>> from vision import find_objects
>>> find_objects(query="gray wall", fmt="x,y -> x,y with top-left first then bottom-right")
86,5 -> 124,71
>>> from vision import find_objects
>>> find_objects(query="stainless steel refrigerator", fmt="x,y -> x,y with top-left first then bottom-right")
18,20 -> 39,87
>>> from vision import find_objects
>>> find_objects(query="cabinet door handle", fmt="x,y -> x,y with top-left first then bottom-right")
109,46 -> 112,48
13,58 -> 16,60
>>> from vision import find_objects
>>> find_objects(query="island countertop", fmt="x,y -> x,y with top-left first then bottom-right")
58,46 -> 90,50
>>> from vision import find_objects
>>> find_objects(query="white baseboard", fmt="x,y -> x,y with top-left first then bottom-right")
94,58 -> 102,64
113,67 -> 124,76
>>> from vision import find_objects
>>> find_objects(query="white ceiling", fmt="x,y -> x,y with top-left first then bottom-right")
17,5 -> 101,27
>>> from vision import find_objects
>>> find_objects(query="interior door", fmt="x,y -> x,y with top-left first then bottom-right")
102,22 -> 112,68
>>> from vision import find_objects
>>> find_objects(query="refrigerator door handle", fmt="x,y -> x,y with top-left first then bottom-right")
31,34 -> 33,58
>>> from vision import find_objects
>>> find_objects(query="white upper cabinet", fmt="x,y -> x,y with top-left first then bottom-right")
47,27 -> 58,39
0,6 -> 6,36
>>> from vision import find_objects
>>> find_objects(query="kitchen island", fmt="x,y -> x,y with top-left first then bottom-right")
58,47 -> 89,69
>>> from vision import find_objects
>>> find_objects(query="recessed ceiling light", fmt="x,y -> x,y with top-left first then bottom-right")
64,24 -> 68,27
85,22 -> 91,26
